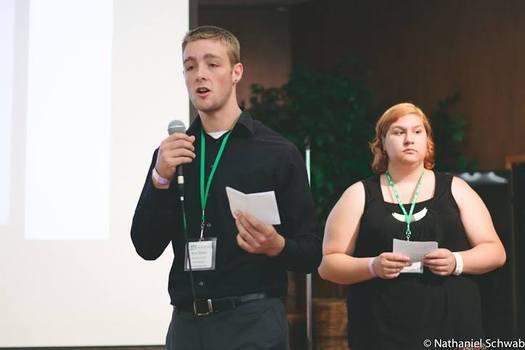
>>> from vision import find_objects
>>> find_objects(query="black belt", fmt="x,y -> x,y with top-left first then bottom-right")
176,292 -> 268,316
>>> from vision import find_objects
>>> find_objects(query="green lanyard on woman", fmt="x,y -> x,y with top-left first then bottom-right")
385,170 -> 425,241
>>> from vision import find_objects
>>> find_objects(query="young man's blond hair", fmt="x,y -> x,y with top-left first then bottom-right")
182,25 -> 240,65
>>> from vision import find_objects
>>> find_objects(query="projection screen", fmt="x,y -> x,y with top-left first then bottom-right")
0,0 -> 189,346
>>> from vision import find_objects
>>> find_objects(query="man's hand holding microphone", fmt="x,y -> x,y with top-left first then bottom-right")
152,120 -> 195,190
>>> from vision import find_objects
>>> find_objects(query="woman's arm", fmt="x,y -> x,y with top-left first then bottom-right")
318,181 -> 410,284
451,176 -> 506,274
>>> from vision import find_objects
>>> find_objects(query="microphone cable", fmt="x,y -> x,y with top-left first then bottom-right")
178,182 -> 197,306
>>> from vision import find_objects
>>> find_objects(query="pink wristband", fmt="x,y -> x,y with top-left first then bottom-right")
368,257 -> 377,277
152,168 -> 170,185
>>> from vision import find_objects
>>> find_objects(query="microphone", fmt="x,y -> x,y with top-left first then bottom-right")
167,120 -> 187,197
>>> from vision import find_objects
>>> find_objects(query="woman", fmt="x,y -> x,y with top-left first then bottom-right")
318,102 -> 506,350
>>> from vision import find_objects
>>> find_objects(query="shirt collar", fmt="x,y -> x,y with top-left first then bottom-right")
187,109 -> 255,136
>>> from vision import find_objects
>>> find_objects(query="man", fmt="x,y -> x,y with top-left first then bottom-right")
131,25 -> 321,350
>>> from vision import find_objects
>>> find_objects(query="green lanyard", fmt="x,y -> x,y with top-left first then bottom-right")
199,128 -> 233,239
385,170 -> 425,241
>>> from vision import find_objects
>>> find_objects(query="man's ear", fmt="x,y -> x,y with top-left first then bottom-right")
232,62 -> 243,83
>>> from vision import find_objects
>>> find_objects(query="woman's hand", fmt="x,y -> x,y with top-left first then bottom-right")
372,252 -> 411,279
422,248 -> 456,276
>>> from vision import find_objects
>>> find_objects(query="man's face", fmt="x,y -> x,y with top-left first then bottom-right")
182,39 -> 242,114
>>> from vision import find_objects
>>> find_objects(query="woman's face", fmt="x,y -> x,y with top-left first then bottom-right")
383,113 -> 428,167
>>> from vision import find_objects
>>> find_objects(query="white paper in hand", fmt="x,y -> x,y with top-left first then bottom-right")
393,238 -> 438,274
225,186 -> 281,225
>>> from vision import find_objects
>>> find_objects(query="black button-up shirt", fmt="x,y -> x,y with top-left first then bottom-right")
131,111 -> 322,306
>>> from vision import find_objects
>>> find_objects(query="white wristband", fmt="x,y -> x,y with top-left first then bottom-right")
368,257 -> 377,278
152,167 -> 170,186
452,252 -> 463,276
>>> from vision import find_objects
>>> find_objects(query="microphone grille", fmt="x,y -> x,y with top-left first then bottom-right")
167,120 -> 187,135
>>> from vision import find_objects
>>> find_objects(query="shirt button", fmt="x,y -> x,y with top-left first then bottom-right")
198,281 -> 204,287
206,222 -> 212,228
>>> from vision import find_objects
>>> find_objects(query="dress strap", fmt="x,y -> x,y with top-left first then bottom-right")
432,172 -> 454,202
361,175 -> 383,209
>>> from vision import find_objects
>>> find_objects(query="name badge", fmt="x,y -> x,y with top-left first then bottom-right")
184,237 -> 217,271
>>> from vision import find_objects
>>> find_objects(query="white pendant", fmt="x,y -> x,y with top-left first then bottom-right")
392,207 -> 428,222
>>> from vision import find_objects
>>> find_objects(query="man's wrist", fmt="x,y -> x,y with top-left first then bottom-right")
266,234 -> 285,257
152,167 -> 171,189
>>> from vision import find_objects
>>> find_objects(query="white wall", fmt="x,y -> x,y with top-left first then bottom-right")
0,0 -> 189,346
0,0 -> 14,226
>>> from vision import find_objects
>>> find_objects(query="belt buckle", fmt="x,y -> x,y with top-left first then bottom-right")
193,299 -> 213,316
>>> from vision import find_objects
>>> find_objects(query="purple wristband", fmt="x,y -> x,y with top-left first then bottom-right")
152,167 -> 170,185
368,257 -> 377,277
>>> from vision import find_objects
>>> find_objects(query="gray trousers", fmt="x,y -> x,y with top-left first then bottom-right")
166,297 -> 289,350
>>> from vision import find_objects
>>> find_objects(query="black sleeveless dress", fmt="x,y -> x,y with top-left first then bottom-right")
347,173 -> 483,350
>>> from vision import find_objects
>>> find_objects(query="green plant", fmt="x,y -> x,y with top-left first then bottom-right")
429,93 -> 478,172
248,65 -> 375,224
